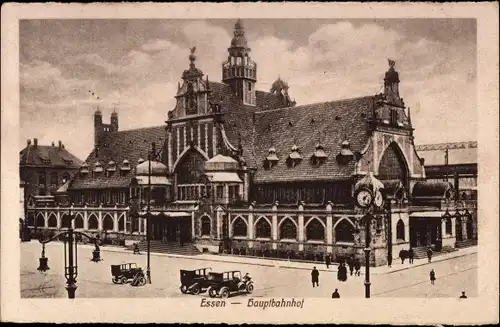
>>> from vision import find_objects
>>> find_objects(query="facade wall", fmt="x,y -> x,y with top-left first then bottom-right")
21,166 -> 78,198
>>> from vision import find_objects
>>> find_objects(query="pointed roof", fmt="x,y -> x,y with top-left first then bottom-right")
20,141 -> 83,168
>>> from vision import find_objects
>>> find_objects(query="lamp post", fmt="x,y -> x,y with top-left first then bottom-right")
353,172 -> 385,299
145,141 -> 164,284
37,204 -> 101,299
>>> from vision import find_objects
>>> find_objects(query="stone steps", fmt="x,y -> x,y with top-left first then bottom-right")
455,239 -> 478,248
126,240 -> 201,256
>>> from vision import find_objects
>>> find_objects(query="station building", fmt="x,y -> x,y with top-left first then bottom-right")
26,20 -> 477,265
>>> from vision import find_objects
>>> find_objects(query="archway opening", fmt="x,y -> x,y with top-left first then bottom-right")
335,219 -> 354,242
280,218 -> 297,240
255,218 -> 271,238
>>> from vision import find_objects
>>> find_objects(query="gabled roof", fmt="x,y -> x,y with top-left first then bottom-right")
20,143 -> 83,168
250,96 -> 374,183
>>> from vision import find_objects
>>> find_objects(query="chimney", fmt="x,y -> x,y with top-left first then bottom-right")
58,140 -> 62,148
27,139 -> 31,146
34,138 -> 38,147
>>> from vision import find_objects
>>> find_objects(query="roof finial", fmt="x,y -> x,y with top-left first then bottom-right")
388,58 -> 396,68
189,46 -> 197,68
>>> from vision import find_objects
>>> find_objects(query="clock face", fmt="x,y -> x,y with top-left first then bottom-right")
355,189 -> 373,208
374,191 -> 384,208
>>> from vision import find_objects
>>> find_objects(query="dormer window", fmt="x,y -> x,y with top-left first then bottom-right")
121,159 -> 131,171
311,143 -> 328,166
138,158 -> 145,164
287,144 -> 302,168
80,162 -> 89,174
265,146 -> 279,169
106,160 -> 116,177
336,140 -> 354,165
63,159 -> 74,165
94,161 -> 103,173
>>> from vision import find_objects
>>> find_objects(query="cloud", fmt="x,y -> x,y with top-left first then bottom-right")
19,20 -> 476,160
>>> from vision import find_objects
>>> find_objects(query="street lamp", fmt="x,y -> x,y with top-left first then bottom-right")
145,141 -> 164,284
353,172 -> 385,298
37,205 -> 102,299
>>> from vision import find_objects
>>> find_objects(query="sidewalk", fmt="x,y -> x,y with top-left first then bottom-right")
88,243 -> 477,275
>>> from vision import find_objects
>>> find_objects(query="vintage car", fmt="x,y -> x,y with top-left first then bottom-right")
206,270 -> 254,298
179,267 -> 212,294
111,263 -> 146,286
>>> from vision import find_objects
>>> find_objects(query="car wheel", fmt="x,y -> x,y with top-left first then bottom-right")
112,277 -> 119,284
208,287 -> 217,298
191,285 -> 201,295
120,276 -> 128,284
219,287 -> 230,299
180,285 -> 188,294
246,283 -> 254,294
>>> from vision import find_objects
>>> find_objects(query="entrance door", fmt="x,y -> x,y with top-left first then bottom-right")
166,218 -> 178,242
151,216 -> 166,241
456,217 -> 463,241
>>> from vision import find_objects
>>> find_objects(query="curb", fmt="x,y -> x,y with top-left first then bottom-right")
384,250 -> 477,275
71,243 -> 476,274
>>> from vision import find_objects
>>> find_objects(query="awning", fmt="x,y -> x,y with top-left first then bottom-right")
205,172 -> 242,183
135,176 -> 172,185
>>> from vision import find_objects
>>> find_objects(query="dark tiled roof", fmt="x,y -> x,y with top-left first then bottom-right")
69,126 -> 165,190
412,181 -> 453,198
251,96 -> 374,183
20,144 -> 83,168
208,81 -> 287,168
70,174 -> 133,190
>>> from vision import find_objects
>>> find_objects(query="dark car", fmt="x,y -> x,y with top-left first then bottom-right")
180,267 -> 212,295
111,263 -> 146,286
206,270 -> 254,298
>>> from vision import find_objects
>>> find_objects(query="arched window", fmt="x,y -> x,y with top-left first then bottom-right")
61,214 -> 71,228
396,219 -> 405,240
74,215 -> 84,229
88,215 -> 98,230
335,219 -> 354,242
48,215 -> 57,228
50,172 -> 58,185
306,218 -> 325,241
38,173 -> 46,185
118,216 -> 125,231
103,215 -> 114,231
255,218 -> 271,238
280,218 -> 297,240
36,214 -> 45,228
233,217 -> 247,237
201,216 -> 211,236
466,215 -> 473,239
445,217 -> 452,235
455,215 -> 463,241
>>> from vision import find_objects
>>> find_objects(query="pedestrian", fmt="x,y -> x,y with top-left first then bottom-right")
427,247 -> 433,263
388,254 -> 392,268
311,267 -> 319,288
429,269 -> 436,285
348,256 -> 354,276
325,254 -> 331,269
354,259 -> 361,276
331,288 -> 340,298
133,243 -> 140,255
409,248 -> 414,264
459,291 -> 467,299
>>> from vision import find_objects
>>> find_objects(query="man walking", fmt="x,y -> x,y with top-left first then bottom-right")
325,254 -> 331,269
427,247 -> 433,263
429,269 -> 436,285
347,256 -> 355,276
311,267 -> 319,288
354,259 -> 361,276
331,288 -> 340,298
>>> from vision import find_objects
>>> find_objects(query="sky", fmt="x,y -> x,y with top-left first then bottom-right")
19,19 -> 477,161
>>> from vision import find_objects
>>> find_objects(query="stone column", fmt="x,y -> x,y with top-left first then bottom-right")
216,207 -> 223,240
56,210 -> 61,229
83,208 -> 89,231
98,205 -> 103,231
451,217 -> 456,237
113,207 -> 119,232
298,203 -> 304,251
248,202 -> 254,248
272,201 -> 278,250
44,211 -> 48,228
326,202 -> 333,253
190,211 -> 195,239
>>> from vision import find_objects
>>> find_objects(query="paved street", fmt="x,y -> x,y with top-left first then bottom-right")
21,241 -> 477,299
